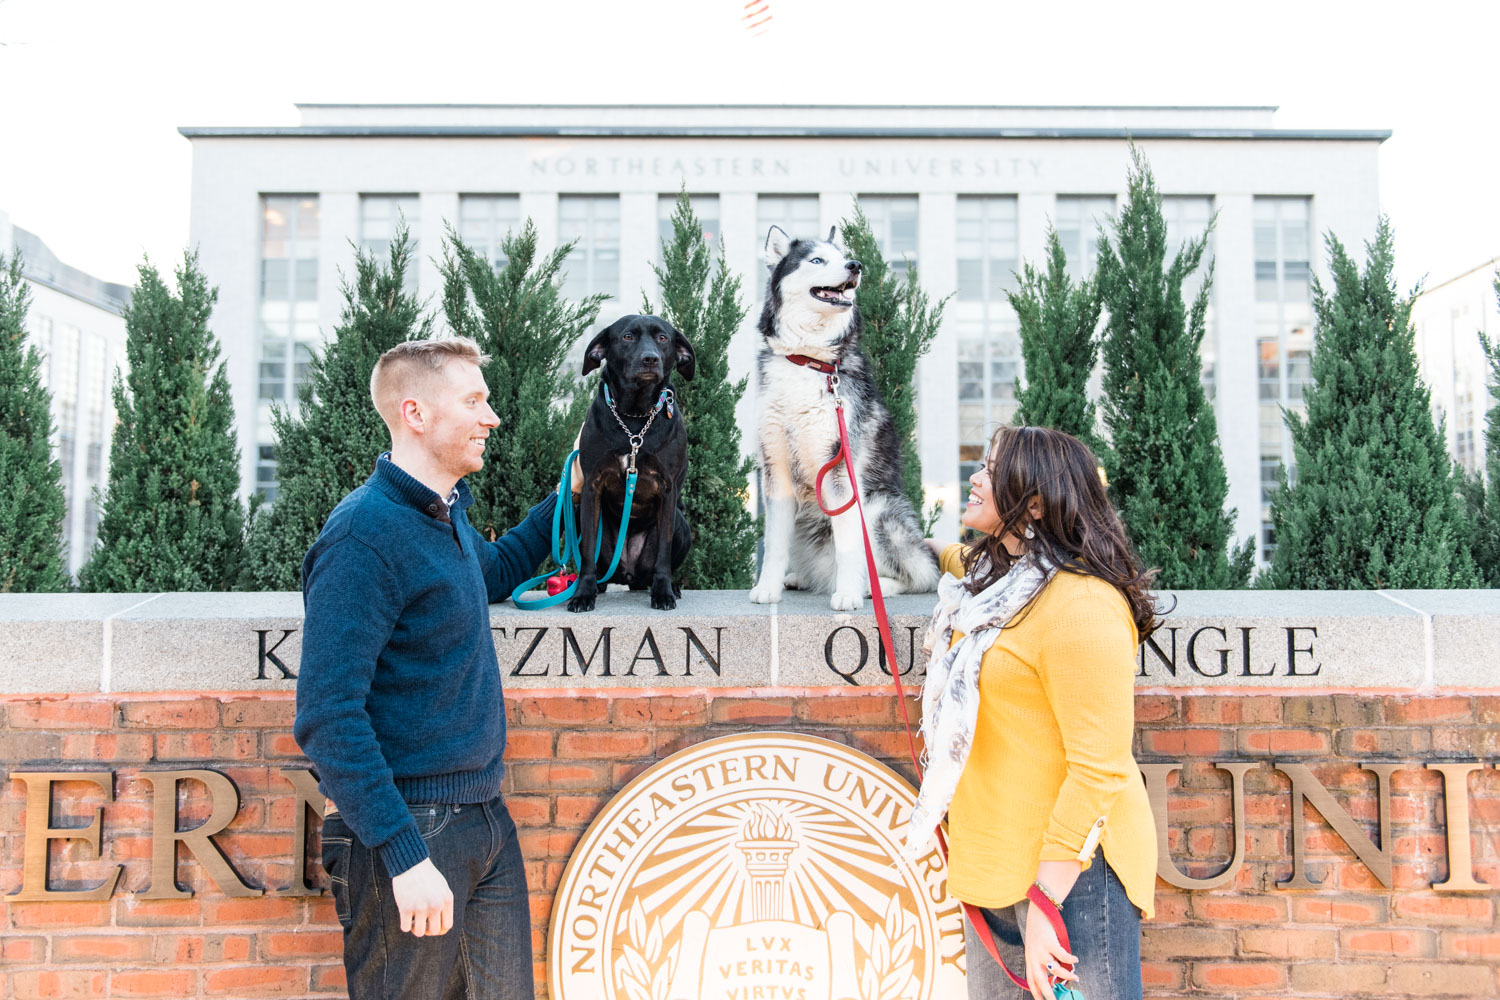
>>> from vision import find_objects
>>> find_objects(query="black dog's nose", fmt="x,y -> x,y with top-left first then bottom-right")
640,354 -> 661,368
846,260 -> 863,275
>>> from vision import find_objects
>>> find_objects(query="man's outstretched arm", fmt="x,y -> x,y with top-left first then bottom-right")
475,491 -> 560,602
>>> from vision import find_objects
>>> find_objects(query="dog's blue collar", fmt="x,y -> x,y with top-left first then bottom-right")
603,384 -> 673,420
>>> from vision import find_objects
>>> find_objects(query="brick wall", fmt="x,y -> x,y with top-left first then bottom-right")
1,690 -> 1497,999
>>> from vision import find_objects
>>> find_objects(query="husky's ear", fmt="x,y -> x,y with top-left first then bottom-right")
671,326 -> 696,382
827,226 -> 837,243
763,226 -> 791,268
582,318 -> 622,376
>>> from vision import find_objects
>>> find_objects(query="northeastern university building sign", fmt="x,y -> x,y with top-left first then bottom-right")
548,733 -> 967,1000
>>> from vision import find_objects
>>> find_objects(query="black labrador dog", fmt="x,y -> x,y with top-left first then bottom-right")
569,314 -> 695,612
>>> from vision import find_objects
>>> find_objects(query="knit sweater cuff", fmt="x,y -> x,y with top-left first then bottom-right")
376,823 -> 430,878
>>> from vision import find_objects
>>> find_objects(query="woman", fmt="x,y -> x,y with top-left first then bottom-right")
909,426 -> 1159,1000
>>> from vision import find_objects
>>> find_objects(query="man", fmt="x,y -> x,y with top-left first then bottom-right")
295,337 -> 555,999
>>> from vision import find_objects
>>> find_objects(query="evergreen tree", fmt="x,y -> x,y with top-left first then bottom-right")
1009,227 -> 1104,453
239,231 -> 429,590
1263,220 -> 1479,588
1460,307 -> 1500,585
79,254 -> 246,591
1460,273 -> 1500,585
0,252 -> 69,592
440,220 -> 601,545
838,204 -> 949,527
1098,146 -> 1253,588
642,189 -> 758,589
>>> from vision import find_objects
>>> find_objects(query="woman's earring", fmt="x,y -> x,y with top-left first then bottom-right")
1024,524 -> 1036,540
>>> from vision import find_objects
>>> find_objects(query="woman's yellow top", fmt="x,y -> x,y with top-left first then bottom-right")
938,545 -> 1157,917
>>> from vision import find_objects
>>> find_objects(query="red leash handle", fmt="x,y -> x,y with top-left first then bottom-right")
815,443 -> 858,516
823,391 -> 1057,994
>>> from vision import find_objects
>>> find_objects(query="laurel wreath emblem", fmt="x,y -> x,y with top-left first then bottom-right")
859,892 -> 919,1000
615,896 -> 680,1000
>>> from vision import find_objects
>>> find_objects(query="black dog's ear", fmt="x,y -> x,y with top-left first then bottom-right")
763,226 -> 791,268
582,318 -> 621,376
672,327 -> 696,382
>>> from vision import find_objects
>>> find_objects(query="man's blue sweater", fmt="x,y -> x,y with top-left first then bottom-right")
294,455 -> 556,876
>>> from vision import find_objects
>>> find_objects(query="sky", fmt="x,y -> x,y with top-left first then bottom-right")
2,0 -> 1496,292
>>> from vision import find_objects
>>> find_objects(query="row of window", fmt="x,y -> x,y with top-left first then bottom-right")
253,193 -> 1315,564
26,315 -> 113,571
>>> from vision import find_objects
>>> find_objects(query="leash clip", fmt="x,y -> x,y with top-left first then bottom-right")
626,433 -> 644,475
827,369 -> 842,406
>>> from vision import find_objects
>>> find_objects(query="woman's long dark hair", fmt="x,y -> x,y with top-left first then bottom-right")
962,425 -> 1161,638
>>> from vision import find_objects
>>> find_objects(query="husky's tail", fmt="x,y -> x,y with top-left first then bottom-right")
874,496 -> 942,594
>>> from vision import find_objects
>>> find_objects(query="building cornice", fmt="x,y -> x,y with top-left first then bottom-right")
178,125 -> 1392,142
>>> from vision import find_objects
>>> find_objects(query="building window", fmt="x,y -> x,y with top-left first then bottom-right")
756,195 -> 821,254
1162,196 -> 1218,400
82,333 -> 108,485
955,197 -> 1021,492
361,195 -> 419,294
657,195 -> 720,261
458,195 -> 521,272
1455,375 -> 1478,473
258,194 -> 320,501
52,323 -> 80,486
559,196 -> 620,301
857,196 -> 918,279
1254,196 -> 1315,562
28,316 -> 54,390
1054,196 -> 1115,279
256,444 -> 279,505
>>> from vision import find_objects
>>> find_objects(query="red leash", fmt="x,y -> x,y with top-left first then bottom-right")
809,362 -> 1066,993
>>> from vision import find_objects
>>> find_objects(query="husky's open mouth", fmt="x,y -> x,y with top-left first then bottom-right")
810,278 -> 858,307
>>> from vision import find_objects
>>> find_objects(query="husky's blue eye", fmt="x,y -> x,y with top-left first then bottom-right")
810,257 -> 824,265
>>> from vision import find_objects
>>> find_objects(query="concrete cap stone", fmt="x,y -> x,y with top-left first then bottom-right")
1140,590 -> 1431,689
0,594 -> 168,694
1379,589 -> 1500,689
0,588 -> 1495,694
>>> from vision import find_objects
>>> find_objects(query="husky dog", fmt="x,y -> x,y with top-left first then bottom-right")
748,225 -> 940,611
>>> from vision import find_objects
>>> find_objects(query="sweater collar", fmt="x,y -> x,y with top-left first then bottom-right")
373,453 -> 474,518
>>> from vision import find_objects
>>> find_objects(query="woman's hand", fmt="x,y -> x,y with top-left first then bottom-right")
1023,903 -> 1078,1000
924,538 -> 949,559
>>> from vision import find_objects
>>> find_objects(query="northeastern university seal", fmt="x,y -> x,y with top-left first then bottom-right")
548,732 -> 966,1000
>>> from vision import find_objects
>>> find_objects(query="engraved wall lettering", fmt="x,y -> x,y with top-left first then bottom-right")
254,629 -> 298,680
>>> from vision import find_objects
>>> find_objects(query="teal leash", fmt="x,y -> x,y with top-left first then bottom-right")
510,451 -> 636,609
510,388 -> 672,609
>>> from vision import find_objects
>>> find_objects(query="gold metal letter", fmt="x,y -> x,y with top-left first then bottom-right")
1276,761 -> 1403,889
274,768 -> 327,896
1141,761 -> 1256,890
140,769 -> 261,899
1428,762 -> 1489,891
9,771 -> 123,901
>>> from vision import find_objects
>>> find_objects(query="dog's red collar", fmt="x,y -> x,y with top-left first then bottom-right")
784,353 -> 839,374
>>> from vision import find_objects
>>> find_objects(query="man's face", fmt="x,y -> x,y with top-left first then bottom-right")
420,360 -> 499,479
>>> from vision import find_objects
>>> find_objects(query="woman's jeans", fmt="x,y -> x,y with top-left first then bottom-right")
321,795 -> 534,1000
964,850 -> 1142,1000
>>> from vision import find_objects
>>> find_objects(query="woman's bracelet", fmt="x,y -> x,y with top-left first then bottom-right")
1032,879 -> 1063,912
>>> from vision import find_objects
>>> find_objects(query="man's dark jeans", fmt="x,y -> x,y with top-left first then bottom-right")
964,849 -> 1143,1000
321,796 -> 534,1000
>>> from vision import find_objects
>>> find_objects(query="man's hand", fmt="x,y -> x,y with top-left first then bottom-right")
570,427 -> 584,495
391,858 -> 453,937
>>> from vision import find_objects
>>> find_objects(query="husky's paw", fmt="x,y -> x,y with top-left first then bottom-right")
873,576 -> 907,595
748,581 -> 784,604
830,590 -> 864,612
783,572 -> 802,590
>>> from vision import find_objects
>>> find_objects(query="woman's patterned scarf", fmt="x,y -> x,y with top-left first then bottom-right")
904,550 -> 1056,858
